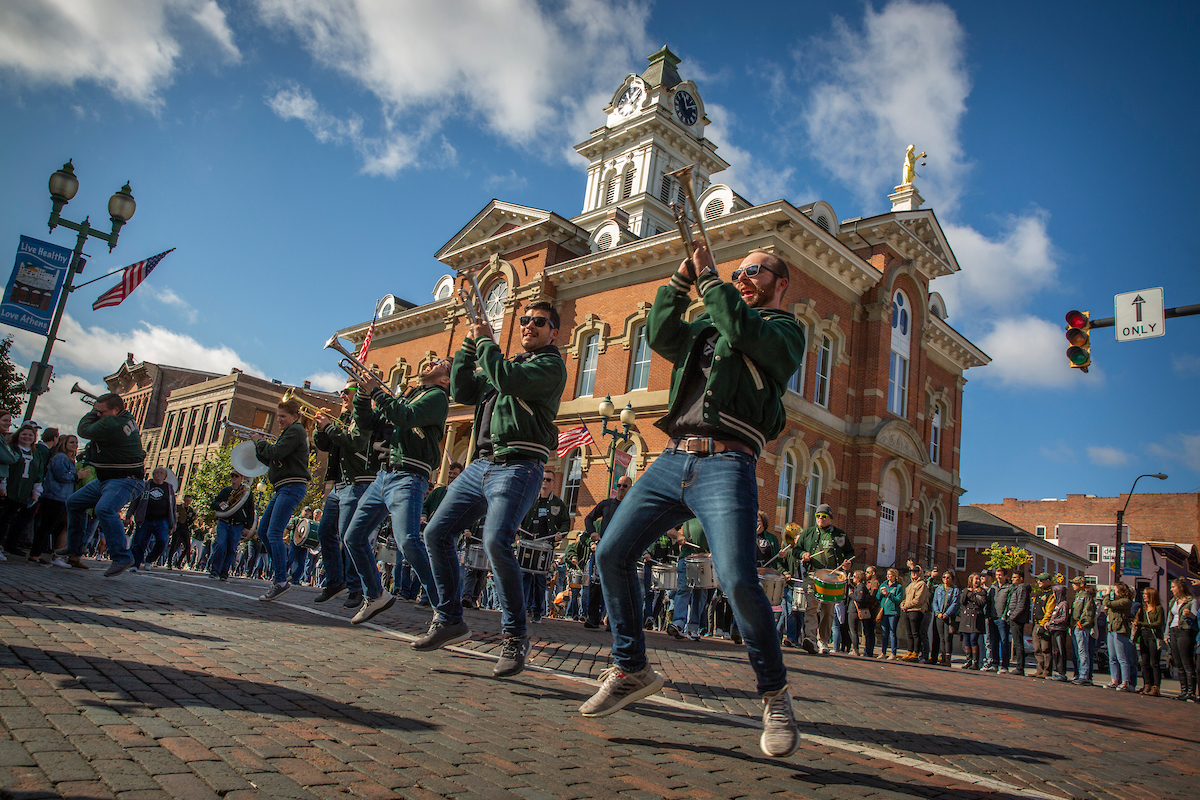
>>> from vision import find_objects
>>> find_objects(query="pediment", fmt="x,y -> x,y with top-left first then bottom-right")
872,419 -> 929,467
435,200 -> 553,260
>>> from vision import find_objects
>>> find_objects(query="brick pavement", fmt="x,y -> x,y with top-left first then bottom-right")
0,562 -> 1198,799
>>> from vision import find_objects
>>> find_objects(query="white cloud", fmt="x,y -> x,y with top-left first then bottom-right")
703,103 -> 799,204
974,315 -> 1096,389
802,0 -> 970,210
1088,446 -> 1133,467
935,212 -> 1059,317
1172,354 -> 1200,376
26,373 -> 107,439
0,0 -> 239,109
141,285 -> 199,324
7,314 -> 258,378
1147,433 -> 1200,475
1040,441 -> 1075,463
256,0 -> 652,175
305,371 -> 347,393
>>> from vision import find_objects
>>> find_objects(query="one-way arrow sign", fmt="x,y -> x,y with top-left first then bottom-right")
1115,287 -> 1165,342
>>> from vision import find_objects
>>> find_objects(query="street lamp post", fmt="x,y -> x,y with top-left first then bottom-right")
597,394 -> 636,497
1114,472 -> 1168,585
25,160 -> 137,421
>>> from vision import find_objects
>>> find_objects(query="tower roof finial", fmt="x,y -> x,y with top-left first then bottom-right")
642,46 -> 682,89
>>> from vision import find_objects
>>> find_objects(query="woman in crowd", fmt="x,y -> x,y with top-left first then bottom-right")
29,435 -> 78,568
0,423 -> 47,560
959,573 -> 986,669
1103,581 -> 1137,692
901,565 -> 931,662
1046,583 -> 1071,682
1165,578 -> 1198,701
877,568 -> 904,659
1133,586 -> 1165,696
931,571 -> 961,667
849,569 -> 878,657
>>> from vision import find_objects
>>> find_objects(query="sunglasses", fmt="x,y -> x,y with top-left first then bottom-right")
731,263 -> 787,282
543,478 -> 554,483
815,513 -> 830,518
519,315 -> 556,329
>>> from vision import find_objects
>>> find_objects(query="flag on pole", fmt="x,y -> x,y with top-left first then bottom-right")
91,249 -> 174,310
355,318 -> 376,361
556,425 -> 596,458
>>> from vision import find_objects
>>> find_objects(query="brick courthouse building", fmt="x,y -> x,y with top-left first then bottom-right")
336,48 -> 989,570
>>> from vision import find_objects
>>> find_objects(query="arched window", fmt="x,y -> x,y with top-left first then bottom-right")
628,325 -> 651,390
621,166 -> 635,199
484,280 -> 508,337
926,507 -> 942,567
563,449 -> 584,513
776,452 -> 796,529
605,172 -> 619,205
787,323 -> 808,395
659,175 -> 673,204
888,290 -> 912,416
813,335 -> 832,408
930,405 -> 942,464
805,462 -> 823,525
577,334 -> 599,397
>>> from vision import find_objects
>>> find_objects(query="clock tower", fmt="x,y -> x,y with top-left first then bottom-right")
573,46 -> 729,248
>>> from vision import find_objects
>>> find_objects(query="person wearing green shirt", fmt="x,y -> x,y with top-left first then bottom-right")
799,503 -> 853,655
520,467 -> 570,623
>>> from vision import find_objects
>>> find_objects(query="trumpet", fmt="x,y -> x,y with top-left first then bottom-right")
221,419 -> 276,443
281,387 -> 344,430
668,164 -> 714,278
70,382 -> 99,404
324,335 -> 394,397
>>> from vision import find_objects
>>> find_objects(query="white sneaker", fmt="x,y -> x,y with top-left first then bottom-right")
0,550 -> 7,562
760,686 -> 800,757
50,558 -> 70,568
580,665 -> 664,717
351,590 -> 396,625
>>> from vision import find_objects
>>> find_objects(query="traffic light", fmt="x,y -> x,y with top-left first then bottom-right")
1065,310 -> 1091,372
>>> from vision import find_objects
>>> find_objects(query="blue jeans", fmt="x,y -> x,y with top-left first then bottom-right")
424,458 -> 544,637
288,543 -> 308,584
780,585 -> 804,644
259,484 -> 306,585
131,518 -> 170,567
209,521 -> 244,578
1107,631 -> 1135,684
670,557 -> 708,634
321,482 -> 367,589
596,449 -> 786,694
523,570 -> 547,618
1072,627 -> 1094,681
984,618 -> 999,667
67,477 -> 144,564
880,614 -> 899,656
344,471 -> 430,601
995,619 -> 1012,670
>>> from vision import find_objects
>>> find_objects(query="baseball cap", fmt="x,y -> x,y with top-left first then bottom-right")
1036,572 -> 1052,581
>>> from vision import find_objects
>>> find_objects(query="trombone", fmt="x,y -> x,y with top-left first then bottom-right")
281,387 -> 345,430
70,382 -> 99,405
324,335 -> 394,397
221,419 -> 276,443
668,164 -> 714,278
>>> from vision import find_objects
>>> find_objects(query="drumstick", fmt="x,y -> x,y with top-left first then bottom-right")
763,543 -> 794,567
682,541 -> 702,549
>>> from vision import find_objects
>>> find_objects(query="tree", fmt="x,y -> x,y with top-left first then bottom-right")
983,542 -> 1032,572
0,336 -> 29,413
186,444 -> 272,525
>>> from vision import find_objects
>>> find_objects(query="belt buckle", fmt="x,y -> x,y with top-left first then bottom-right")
683,437 -> 713,455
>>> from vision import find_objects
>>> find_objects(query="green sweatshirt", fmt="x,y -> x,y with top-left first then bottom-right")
77,409 -> 145,480
356,384 -> 449,480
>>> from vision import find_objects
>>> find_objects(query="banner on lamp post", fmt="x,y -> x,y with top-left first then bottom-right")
0,236 -> 73,335
610,449 -> 633,497
1122,542 -> 1143,576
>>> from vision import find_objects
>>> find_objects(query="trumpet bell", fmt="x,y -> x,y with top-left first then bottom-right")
231,440 -> 269,478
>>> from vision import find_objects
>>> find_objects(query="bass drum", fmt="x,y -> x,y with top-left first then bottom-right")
292,519 -> 320,553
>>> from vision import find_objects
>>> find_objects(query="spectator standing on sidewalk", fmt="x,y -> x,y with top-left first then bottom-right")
931,571 -> 960,667
1165,578 -> 1198,701
1005,569 -> 1032,676
1031,572 -> 1055,678
1046,583 -> 1071,682
1103,582 -> 1137,692
876,568 -> 903,659
849,569 -> 877,657
1069,575 -> 1097,686
1133,586 -> 1164,696
900,566 -> 930,662
958,573 -> 986,670
979,569 -> 997,670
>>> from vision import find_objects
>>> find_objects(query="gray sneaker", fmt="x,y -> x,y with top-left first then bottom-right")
103,560 -> 134,578
259,582 -> 291,602
493,635 -> 531,677
411,619 -> 471,651
760,686 -> 800,758
351,591 -> 395,625
579,665 -> 664,717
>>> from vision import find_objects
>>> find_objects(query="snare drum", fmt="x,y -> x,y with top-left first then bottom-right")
568,569 -> 589,588
292,519 -> 320,552
813,568 -> 848,603
516,538 -> 554,574
463,544 -> 489,571
374,540 -> 398,565
757,567 -> 786,607
789,578 -> 808,611
650,563 -> 678,591
685,555 -> 717,589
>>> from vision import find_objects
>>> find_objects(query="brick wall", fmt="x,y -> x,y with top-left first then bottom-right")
972,494 -> 1200,551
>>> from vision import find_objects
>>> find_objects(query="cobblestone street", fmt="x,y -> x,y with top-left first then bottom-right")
1,563 -> 1197,799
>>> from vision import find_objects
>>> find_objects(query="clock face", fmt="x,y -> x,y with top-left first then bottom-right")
674,90 -> 698,126
615,81 -> 644,117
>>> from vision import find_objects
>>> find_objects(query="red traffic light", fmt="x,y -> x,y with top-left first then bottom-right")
1064,309 -> 1091,371
1065,310 -> 1088,329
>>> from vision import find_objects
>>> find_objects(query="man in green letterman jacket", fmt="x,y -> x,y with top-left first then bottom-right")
414,300 -> 567,679
582,245 -> 805,760
66,393 -> 146,576
339,359 -> 451,625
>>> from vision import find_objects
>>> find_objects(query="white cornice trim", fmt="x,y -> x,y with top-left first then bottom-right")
923,315 -> 990,370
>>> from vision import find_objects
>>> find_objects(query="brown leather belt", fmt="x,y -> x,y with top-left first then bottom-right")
667,437 -> 755,456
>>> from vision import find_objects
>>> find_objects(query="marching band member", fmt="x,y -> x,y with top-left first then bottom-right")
415,301 -> 566,678
581,476 -> 632,629
582,246 -> 805,759
797,503 -> 853,655
341,358 -> 451,625
520,467 -> 569,623
65,393 -> 146,577
251,397 -> 311,601
311,383 -> 373,605
208,471 -> 256,581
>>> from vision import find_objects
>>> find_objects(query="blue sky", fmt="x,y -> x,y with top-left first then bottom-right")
0,1 -> 1196,504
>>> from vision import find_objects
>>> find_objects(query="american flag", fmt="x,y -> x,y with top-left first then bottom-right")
91,249 -> 174,310
556,425 -> 596,458
355,318 -> 376,361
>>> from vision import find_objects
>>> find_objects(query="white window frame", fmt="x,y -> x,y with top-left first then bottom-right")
787,324 -> 807,395
776,452 -> 796,530
813,335 -> 832,408
889,290 -> 912,417
888,352 -> 908,416
1087,543 -> 1099,563
628,325 -> 651,391
956,548 -> 966,571
484,281 -> 508,337
577,334 -> 599,397
930,405 -> 942,463
804,462 -> 822,525
1035,525 -> 1047,539
563,449 -> 584,514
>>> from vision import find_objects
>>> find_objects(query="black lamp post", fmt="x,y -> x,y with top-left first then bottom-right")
597,395 -> 636,497
26,160 -> 137,420
1114,473 -> 1168,585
